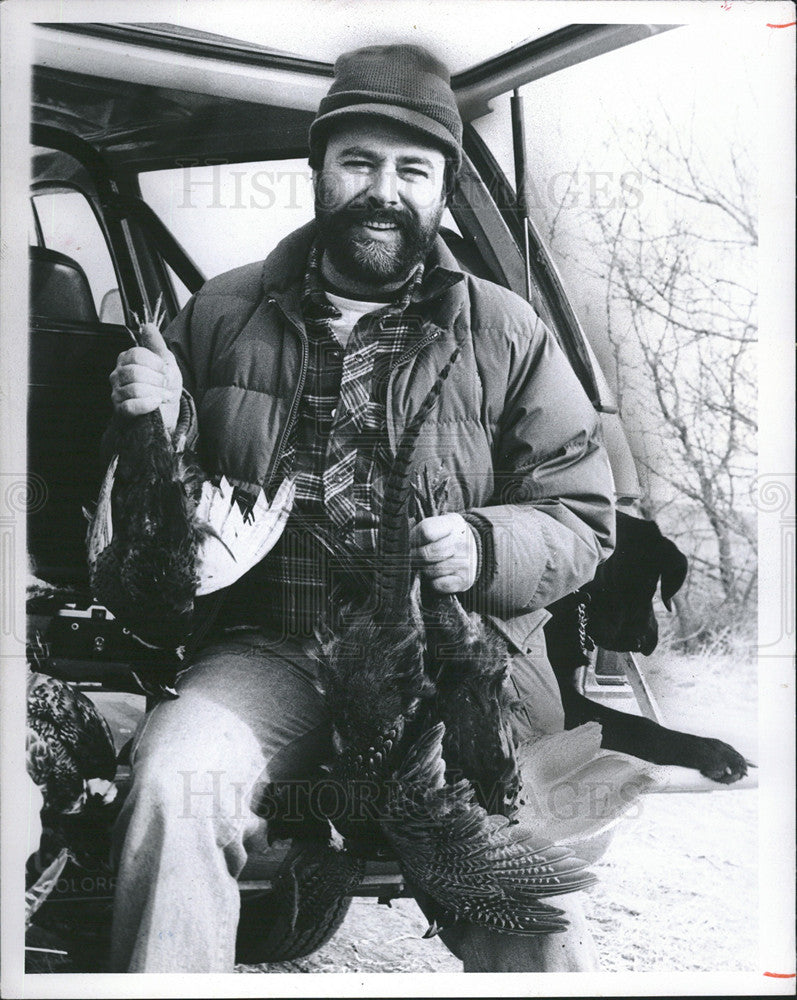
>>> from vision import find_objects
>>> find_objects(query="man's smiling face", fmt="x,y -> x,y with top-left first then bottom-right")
313,118 -> 448,294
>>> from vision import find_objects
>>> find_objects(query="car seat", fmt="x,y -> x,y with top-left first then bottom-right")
29,245 -> 99,324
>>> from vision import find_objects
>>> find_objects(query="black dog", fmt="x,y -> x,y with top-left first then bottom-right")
545,511 -> 749,784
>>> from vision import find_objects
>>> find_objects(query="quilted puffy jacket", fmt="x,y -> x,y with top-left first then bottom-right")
164,221 -> 615,659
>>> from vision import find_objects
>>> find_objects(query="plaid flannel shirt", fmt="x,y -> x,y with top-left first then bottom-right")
257,244 -> 427,634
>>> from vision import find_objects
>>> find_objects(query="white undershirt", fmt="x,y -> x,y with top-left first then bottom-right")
324,291 -> 387,349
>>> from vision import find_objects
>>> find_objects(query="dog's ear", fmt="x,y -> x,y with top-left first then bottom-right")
659,538 -> 688,610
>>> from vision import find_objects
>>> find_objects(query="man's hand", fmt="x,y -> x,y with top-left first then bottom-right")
109,327 -> 182,435
410,513 -> 479,594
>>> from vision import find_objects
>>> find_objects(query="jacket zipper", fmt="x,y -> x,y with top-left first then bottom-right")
384,322 -> 445,453
184,296 -> 307,652
266,296 -> 309,492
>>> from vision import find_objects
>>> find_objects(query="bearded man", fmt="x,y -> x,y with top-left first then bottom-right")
108,44 -> 614,973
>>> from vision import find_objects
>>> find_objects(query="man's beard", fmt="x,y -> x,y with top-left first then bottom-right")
314,196 -> 445,286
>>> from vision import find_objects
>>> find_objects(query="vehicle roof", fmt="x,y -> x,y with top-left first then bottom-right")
31,20 -> 671,172
47,6 -> 561,76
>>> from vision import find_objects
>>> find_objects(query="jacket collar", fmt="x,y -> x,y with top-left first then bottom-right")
261,220 -> 467,333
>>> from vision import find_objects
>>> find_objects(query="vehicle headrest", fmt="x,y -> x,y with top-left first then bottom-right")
29,245 -> 99,324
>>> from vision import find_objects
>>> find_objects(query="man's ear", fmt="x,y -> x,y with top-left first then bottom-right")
659,538 -> 688,611
443,161 -> 459,201
312,167 -> 333,211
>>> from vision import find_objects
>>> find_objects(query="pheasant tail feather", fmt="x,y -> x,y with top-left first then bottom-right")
376,346 -> 461,622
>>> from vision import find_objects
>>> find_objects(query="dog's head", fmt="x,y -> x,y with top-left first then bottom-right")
583,512 -> 688,655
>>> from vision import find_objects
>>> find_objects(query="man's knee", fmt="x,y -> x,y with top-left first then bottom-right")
132,757 -> 253,831
123,694 -> 266,840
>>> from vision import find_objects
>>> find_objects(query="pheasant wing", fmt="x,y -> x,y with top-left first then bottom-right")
85,454 -> 117,569
381,724 -> 595,935
194,477 -> 295,595
516,723 -> 657,858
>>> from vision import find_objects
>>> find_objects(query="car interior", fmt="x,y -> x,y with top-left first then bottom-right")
29,23 -> 650,584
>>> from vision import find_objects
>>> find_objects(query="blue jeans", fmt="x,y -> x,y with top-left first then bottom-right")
110,627 -> 597,972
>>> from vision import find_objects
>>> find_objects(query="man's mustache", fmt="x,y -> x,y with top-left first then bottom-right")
331,204 -> 415,232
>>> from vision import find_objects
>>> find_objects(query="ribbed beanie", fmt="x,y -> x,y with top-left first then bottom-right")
309,44 -> 462,170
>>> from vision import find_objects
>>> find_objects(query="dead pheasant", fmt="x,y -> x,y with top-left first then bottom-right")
413,471 -> 520,818
85,298 -> 202,649
26,671 -> 119,927
26,671 -> 117,817
305,345 -> 613,937
86,298 -> 295,652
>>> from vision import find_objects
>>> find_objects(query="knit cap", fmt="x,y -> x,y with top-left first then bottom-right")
309,44 -> 463,169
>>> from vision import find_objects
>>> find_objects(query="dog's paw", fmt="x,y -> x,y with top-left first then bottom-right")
694,738 -> 750,784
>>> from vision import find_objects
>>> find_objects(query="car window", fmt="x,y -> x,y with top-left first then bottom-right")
163,260 -> 192,310
138,156 -> 461,282
138,158 -> 315,279
31,187 -> 120,320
